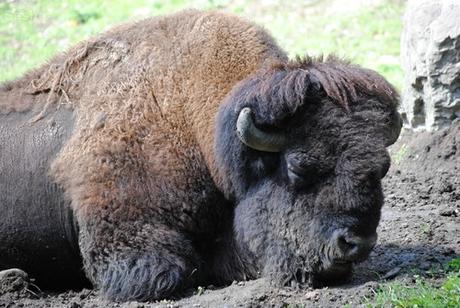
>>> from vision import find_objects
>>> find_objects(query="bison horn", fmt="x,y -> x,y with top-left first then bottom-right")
236,107 -> 287,152
385,111 -> 403,146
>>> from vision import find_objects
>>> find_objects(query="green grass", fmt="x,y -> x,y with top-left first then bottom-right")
0,0 -> 209,83
248,0 -> 406,89
447,258 -> 460,272
368,258 -> 460,308
0,0 -> 405,89
392,144 -> 408,165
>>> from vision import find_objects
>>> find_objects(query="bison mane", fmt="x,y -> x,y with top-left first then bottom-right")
253,55 -> 399,115
222,55 -> 399,136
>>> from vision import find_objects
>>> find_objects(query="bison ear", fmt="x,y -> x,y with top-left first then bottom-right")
385,110 -> 403,146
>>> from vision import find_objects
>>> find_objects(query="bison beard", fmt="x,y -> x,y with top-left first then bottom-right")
0,10 -> 401,302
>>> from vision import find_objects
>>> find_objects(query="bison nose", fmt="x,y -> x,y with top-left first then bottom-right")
335,230 -> 377,262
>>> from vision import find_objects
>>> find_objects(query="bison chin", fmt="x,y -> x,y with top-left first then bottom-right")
260,250 -> 354,289
311,262 -> 353,287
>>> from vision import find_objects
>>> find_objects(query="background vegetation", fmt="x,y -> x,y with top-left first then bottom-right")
1,0 -> 404,88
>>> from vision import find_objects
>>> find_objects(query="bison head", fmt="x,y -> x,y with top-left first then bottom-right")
215,56 -> 402,287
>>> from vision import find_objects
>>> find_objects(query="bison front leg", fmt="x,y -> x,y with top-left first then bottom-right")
79,220 -> 199,302
99,252 -> 187,301
54,135 -> 201,302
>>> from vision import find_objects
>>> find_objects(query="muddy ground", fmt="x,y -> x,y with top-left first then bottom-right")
1,121 -> 459,307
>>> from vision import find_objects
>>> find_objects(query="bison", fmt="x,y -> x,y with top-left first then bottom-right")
0,9 -> 402,302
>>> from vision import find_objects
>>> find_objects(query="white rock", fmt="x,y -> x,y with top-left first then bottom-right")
401,0 -> 460,131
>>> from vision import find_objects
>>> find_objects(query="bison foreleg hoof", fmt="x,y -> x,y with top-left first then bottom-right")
0,268 -> 35,296
0,268 -> 28,281
98,256 -> 188,302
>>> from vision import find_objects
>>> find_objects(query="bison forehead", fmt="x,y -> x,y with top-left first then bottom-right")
283,96 -> 392,152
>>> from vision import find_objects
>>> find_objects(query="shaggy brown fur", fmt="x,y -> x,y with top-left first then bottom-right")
2,9 -> 286,300
0,9 -> 401,302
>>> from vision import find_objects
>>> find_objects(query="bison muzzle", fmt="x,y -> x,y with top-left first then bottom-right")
0,9 -> 402,302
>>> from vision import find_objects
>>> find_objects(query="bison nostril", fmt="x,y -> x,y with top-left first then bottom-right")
337,235 -> 360,258
335,231 -> 377,261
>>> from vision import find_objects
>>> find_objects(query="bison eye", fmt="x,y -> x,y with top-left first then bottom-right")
286,157 -> 318,187
287,160 -> 308,176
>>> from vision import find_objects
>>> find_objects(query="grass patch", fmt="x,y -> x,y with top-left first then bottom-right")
371,275 -> 460,308
392,144 -> 408,165
0,0 -> 405,88
368,258 -> 460,308
0,0 -> 204,82
447,258 -> 460,272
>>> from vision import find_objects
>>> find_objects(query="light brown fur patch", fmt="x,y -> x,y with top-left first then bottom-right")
9,10 -> 287,218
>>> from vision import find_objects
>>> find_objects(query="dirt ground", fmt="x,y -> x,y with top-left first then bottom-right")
0,120 -> 459,308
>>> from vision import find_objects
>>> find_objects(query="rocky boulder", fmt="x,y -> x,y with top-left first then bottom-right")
401,0 -> 460,131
